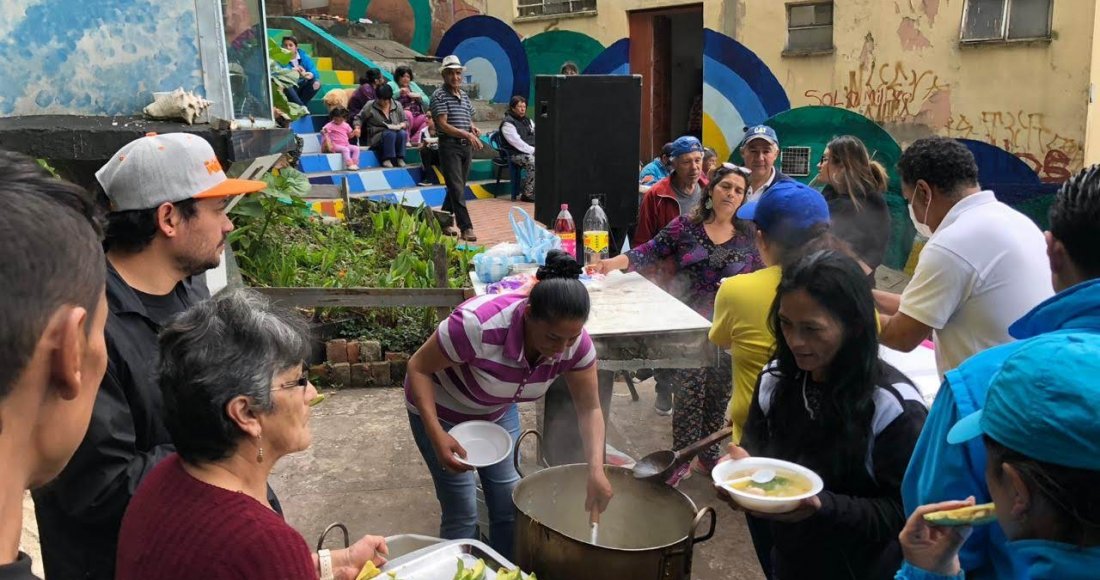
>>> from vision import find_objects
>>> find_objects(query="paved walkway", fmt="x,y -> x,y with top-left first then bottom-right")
464,197 -> 536,248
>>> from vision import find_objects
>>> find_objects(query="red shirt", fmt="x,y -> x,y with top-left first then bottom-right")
116,454 -> 317,580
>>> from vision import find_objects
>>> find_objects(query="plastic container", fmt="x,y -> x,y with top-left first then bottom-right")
554,204 -> 577,259
582,198 -> 610,266
711,457 -> 824,514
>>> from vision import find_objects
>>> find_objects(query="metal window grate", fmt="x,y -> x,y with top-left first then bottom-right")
516,0 -> 596,18
781,147 -> 812,177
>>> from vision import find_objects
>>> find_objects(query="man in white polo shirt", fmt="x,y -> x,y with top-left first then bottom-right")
874,136 -> 1053,377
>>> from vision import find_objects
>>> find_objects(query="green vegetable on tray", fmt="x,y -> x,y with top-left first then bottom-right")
453,558 -> 536,580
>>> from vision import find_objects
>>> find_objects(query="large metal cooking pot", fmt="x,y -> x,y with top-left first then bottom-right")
512,430 -> 716,580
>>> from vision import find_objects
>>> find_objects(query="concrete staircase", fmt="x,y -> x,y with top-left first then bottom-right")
268,24 -> 514,220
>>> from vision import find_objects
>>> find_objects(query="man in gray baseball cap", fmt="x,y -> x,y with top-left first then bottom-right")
33,132 -> 266,580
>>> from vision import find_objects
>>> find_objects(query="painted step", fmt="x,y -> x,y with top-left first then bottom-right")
296,133 -> 427,166
308,167 -> 429,194
315,56 -> 333,71
305,180 -> 510,219
299,152 -> 496,181
319,69 -> 355,86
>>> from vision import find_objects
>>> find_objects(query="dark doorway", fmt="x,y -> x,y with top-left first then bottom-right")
628,4 -> 703,162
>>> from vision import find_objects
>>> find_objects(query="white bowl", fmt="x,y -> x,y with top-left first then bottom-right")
448,421 -> 513,467
711,457 -> 824,514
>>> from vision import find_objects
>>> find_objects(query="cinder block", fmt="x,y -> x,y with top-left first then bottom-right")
351,363 -> 370,389
346,341 -> 360,364
326,339 -> 348,364
330,362 -> 351,387
360,340 -> 383,362
367,361 -> 391,387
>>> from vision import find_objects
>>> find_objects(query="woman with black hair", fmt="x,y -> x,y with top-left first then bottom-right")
729,250 -> 927,580
591,163 -> 763,485
394,65 -> 433,144
405,250 -> 612,559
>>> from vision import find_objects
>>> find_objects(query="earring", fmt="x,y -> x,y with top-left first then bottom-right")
705,197 -> 713,210
256,434 -> 264,463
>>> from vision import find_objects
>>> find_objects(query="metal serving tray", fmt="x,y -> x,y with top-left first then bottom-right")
379,539 -> 519,579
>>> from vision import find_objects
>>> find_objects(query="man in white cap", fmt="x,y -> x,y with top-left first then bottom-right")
431,55 -> 483,241
740,124 -> 791,202
33,133 -> 267,580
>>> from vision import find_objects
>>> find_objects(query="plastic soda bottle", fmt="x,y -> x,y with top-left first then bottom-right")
554,204 -> 577,259
583,198 -> 610,266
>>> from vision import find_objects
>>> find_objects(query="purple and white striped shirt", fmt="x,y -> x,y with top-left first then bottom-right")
405,293 -> 596,423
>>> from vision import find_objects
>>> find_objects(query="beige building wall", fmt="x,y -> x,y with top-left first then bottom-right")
1087,2 -> 1100,166
481,0 -> 692,44
732,0 -> 1093,183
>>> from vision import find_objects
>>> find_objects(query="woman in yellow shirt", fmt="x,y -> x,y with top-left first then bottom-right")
710,180 -> 836,442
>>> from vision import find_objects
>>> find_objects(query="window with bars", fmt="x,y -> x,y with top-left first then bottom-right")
516,0 -> 596,19
781,147 -> 812,177
786,2 -> 834,54
961,0 -> 1052,42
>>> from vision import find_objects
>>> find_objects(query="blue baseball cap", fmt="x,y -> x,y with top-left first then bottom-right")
736,180 -> 830,234
947,333 -> 1100,471
668,135 -> 703,159
739,125 -> 779,148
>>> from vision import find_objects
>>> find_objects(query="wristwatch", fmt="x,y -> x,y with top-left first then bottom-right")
318,548 -> 335,580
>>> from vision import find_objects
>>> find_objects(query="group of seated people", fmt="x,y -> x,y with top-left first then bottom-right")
621,126 -> 1100,578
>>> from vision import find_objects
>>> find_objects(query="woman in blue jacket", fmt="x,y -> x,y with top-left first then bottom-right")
897,333 -> 1100,580
280,36 -> 321,106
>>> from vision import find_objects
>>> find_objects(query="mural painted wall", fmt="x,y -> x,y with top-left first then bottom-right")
732,0 -> 1094,184
0,0 -> 206,116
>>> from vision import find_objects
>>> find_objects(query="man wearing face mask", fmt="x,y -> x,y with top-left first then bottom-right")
873,137 -> 1052,378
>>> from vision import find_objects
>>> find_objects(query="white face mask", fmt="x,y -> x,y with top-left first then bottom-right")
908,189 -> 935,238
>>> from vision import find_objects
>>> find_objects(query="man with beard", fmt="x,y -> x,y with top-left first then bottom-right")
33,133 -> 266,580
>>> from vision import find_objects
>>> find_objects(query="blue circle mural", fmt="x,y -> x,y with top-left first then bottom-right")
435,16 -> 530,103
583,38 -> 630,75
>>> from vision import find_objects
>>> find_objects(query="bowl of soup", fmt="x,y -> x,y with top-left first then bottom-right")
711,457 -> 824,514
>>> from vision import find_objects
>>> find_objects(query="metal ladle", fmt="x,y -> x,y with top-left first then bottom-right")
632,426 -> 733,482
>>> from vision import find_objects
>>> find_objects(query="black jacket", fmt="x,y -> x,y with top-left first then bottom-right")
741,362 -> 927,580
32,263 -> 207,580
499,113 -> 535,157
822,184 -> 892,271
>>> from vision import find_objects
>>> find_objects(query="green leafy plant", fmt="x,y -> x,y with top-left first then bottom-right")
268,38 -> 309,121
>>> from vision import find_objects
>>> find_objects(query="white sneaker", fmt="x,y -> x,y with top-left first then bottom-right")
382,160 -> 394,168
346,165 -> 359,171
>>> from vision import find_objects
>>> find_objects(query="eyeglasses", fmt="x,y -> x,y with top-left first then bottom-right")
277,369 -> 310,391
715,162 -> 752,177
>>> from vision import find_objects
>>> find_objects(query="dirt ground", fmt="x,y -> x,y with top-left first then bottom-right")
270,379 -> 766,579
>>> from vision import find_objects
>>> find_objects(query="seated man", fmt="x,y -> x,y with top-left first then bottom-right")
639,142 -> 673,185
500,96 -> 536,202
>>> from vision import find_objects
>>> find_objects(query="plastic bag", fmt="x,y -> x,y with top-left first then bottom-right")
473,252 -> 528,283
483,242 -> 525,258
509,207 -> 561,265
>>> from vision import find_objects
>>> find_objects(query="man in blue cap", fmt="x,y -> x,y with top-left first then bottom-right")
740,124 -> 791,202
897,332 -> 1100,579
901,164 -> 1100,579
633,134 -> 706,415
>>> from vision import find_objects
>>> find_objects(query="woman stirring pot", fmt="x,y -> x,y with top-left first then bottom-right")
405,250 -> 613,559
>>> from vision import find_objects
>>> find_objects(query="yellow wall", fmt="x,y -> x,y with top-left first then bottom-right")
732,0 -> 1093,183
1087,3 -> 1100,167
481,0 -> 695,45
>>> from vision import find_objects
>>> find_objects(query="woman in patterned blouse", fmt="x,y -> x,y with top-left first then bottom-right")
590,163 -> 764,484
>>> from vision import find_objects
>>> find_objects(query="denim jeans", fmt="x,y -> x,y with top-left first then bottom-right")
408,406 -> 521,559
374,129 -> 408,161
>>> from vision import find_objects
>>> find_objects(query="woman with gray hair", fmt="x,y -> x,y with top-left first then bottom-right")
115,290 -> 388,580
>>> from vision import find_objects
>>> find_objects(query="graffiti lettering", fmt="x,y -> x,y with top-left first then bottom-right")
947,111 -> 1082,183
803,63 -> 949,124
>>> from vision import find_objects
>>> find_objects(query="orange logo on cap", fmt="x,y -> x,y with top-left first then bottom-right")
204,158 -> 223,174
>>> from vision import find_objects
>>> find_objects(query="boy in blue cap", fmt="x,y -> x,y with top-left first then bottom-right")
897,332 -> 1100,579
901,164 -> 1100,579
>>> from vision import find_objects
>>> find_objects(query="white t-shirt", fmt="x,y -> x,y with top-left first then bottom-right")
898,191 -> 1053,377
746,166 -> 777,202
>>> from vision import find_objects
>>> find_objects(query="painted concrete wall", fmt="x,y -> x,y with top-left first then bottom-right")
481,0 -> 690,45
1087,4 -> 1100,167
0,0 -> 206,116
731,0 -> 1093,183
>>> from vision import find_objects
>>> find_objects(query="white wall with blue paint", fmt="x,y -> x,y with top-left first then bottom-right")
0,0 -> 206,116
